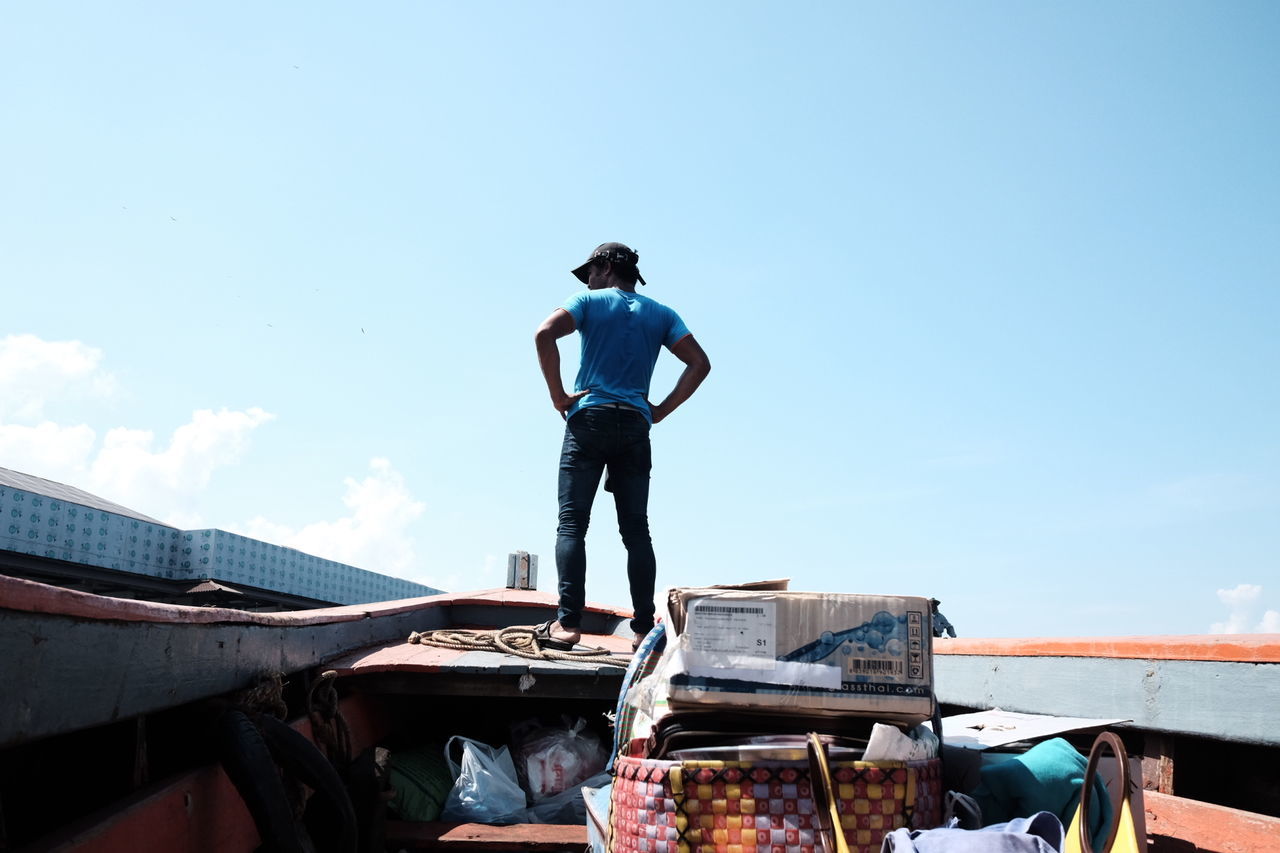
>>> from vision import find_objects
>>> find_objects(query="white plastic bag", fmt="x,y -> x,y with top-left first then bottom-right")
864,723 -> 939,762
512,717 -> 607,802
508,771 -> 611,825
441,736 -> 528,824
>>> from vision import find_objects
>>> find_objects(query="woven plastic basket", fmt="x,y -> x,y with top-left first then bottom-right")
610,753 -> 941,853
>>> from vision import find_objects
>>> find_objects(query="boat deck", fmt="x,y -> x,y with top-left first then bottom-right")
327,624 -> 633,700
329,627 -> 633,676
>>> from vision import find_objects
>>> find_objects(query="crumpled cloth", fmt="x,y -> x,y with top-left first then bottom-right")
881,811 -> 1064,852
972,737 -> 1111,850
864,723 -> 940,762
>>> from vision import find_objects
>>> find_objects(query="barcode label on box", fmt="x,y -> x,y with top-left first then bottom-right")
846,658 -> 905,676
687,598 -> 777,663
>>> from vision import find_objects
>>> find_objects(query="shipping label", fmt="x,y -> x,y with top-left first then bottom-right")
686,598 -> 777,667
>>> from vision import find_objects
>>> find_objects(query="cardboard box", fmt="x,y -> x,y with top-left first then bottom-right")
664,588 -> 935,725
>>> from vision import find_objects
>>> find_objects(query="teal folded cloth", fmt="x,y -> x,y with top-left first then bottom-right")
971,737 -> 1112,850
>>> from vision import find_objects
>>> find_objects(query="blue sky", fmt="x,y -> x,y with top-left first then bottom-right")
2,2 -> 1276,637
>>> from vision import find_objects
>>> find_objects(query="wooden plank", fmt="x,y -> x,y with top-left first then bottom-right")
385,820 -> 588,851
934,635 -> 1280,664
934,655 -> 1280,746
327,633 -> 631,677
1145,790 -> 1280,853
26,764 -> 259,853
446,591 -> 631,620
344,671 -> 622,701
1141,732 -> 1175,795
449,602 -> 627,633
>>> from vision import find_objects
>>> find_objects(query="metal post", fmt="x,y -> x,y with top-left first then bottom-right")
506,551 -> 538,590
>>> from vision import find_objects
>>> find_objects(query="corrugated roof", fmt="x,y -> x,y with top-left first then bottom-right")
0,466 -> 167,526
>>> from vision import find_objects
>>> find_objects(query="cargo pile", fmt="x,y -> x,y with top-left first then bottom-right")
599,581 -> 944,853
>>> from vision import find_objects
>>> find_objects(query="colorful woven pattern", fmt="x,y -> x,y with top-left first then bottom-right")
610,755 -> 941,853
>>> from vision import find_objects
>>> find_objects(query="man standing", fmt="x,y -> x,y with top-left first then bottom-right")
534,242 -> 710,651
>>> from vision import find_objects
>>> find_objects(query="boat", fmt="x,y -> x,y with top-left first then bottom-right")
3,467 -> 1277,853
3,568 -> 1279,853
0,569 -> 638,852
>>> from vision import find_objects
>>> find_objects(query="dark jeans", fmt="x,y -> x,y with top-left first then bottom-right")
555,405 -> 656,635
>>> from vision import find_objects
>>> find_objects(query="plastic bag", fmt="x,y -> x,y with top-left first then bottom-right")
511,716 -> 608,802
441,736 -> 527,824
583,781 -> 612,853
506,771 -> 611,825
864,722 -> 939,762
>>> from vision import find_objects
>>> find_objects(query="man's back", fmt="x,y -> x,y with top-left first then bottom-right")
562,288 -> 690,420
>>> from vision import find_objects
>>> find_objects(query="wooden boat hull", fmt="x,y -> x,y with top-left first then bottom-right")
5,575 -> 1279,852
1,576 -> 626,749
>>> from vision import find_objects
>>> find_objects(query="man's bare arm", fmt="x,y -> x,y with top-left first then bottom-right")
649,334 -> 711,424
534,309 -> 587,417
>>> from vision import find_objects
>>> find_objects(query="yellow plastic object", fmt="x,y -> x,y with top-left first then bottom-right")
1064,732 -> 1141,853
808,733 -> 852,853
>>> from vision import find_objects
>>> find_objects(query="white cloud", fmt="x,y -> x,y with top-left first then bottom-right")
1218,583 -> 1262,608
1209,583 -> 1280,634
1,334 -> 274,521
236,458 -> 425,577
1,335 -> 432,588
0,421 -> 98,474
1,409 -> 275,520
90,407 -> 275,511
0,334 -> 115,421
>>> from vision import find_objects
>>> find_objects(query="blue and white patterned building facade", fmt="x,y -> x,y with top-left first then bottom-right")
0,468 -> 439,605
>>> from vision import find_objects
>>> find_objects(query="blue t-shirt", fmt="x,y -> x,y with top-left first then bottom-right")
562,288 -> 691,424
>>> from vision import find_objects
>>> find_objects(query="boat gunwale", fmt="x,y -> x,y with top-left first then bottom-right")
933,634 -> 1280,664
0,575 -> 631,626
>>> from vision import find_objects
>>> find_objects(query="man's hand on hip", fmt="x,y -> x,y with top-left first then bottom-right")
553,390 -> 588,419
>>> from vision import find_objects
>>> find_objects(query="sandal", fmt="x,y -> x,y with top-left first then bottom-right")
533,620 -> 577,651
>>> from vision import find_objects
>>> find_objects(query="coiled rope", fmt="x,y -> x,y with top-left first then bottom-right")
307,670 -> 352,768
407,625 -> 631,667
234,671 -> 289,720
